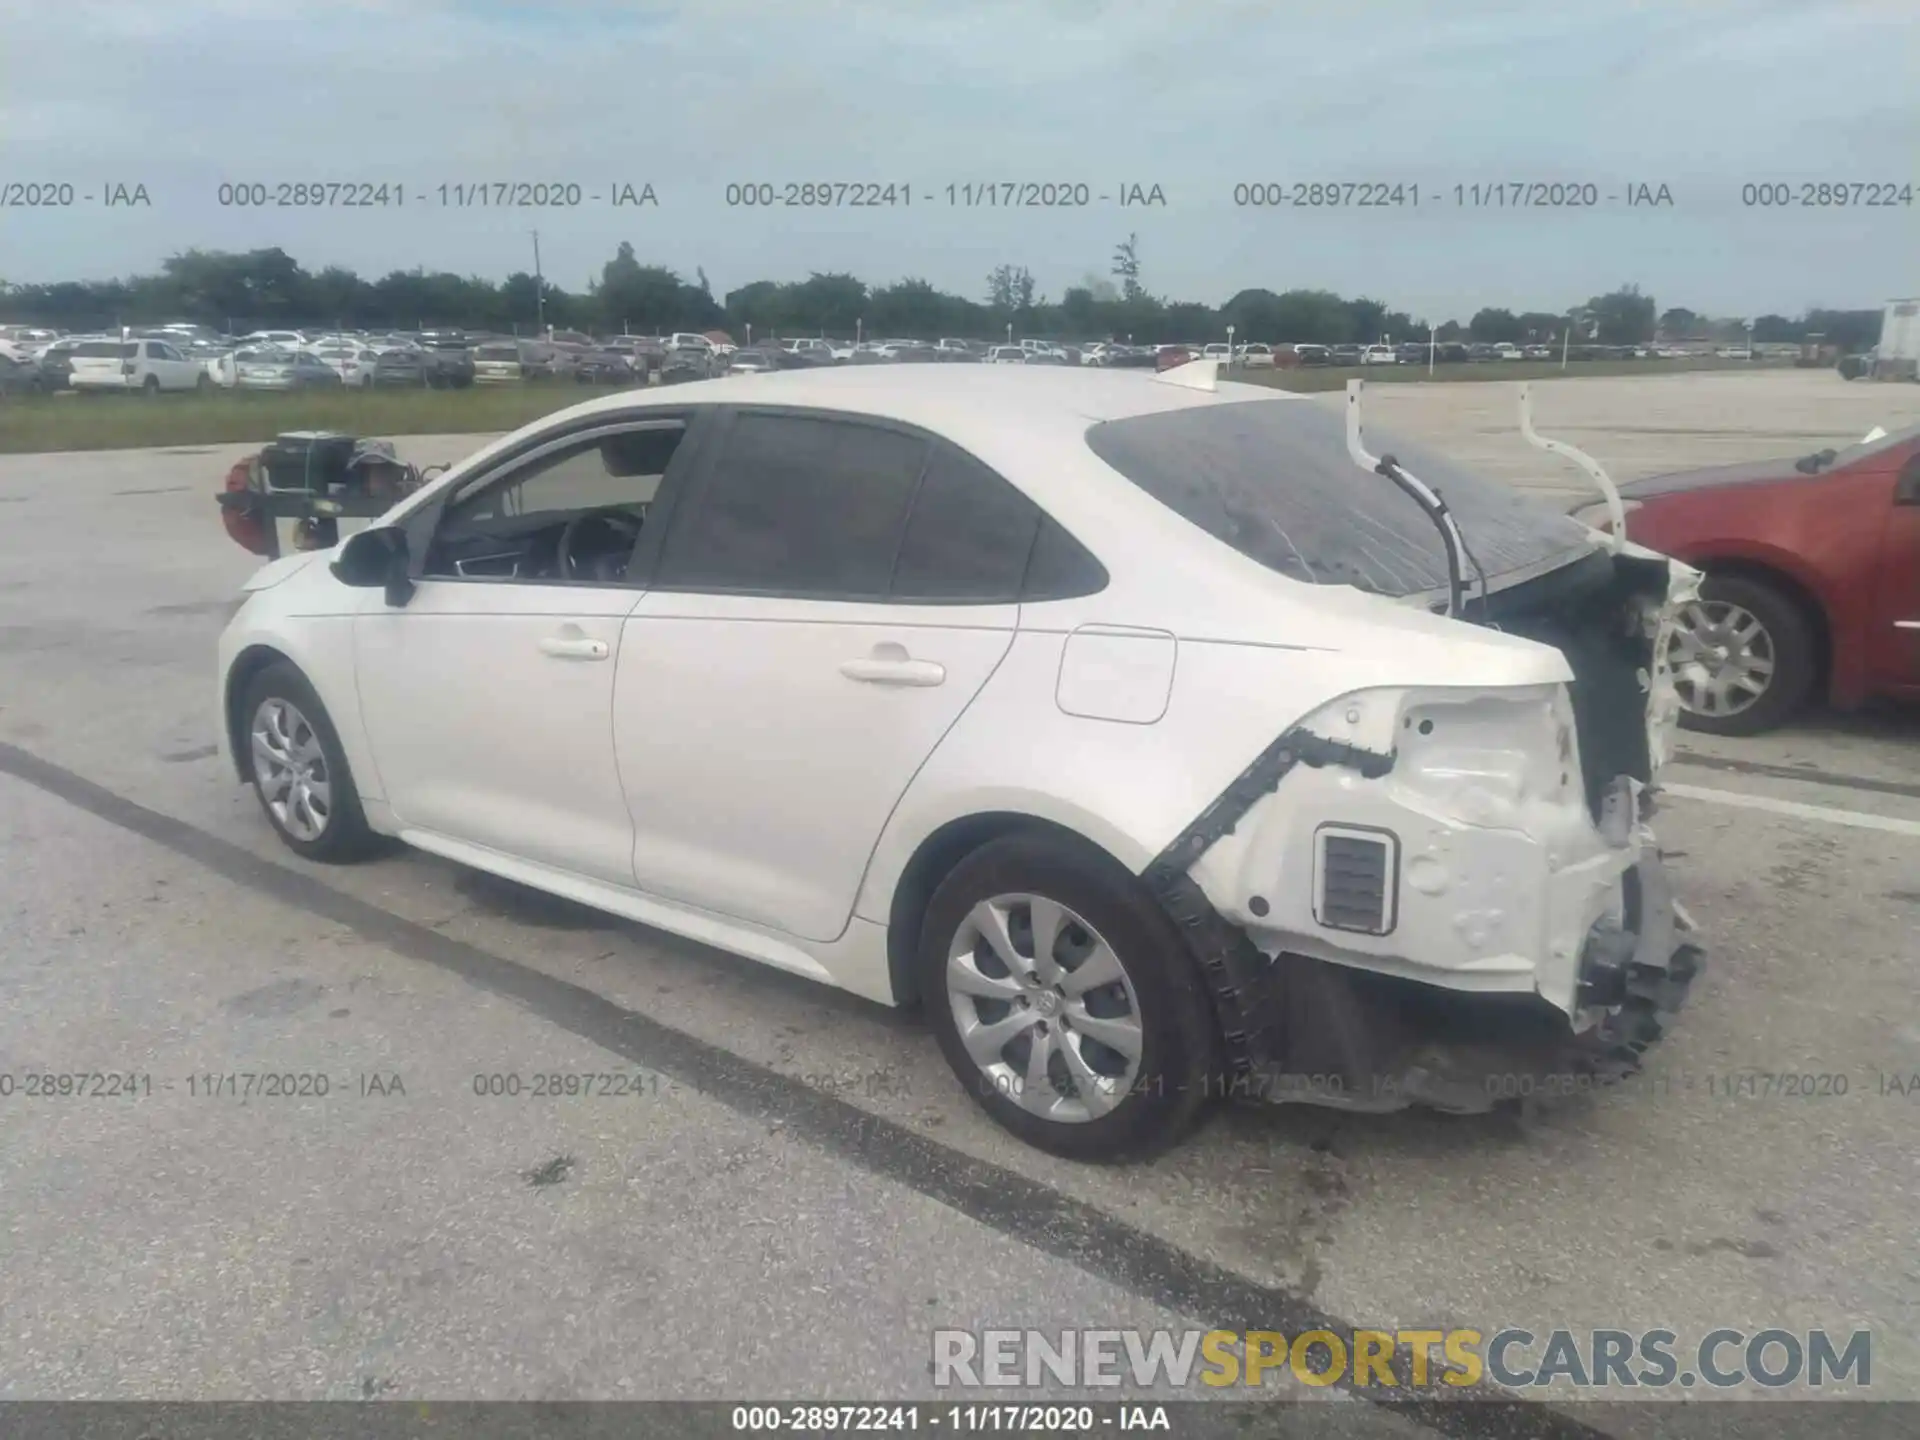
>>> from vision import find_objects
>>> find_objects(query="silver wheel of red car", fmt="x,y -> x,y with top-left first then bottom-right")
1668,575 -> 1817,735
1671,599 -> 1774,720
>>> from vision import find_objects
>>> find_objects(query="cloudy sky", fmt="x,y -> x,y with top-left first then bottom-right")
2,0 -> 1914,319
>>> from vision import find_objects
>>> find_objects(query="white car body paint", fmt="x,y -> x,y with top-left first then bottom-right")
313,345 -> 378,386
69,338 -> 205,392
219,366 -> 1690,1026
1054,626 -> 1177,724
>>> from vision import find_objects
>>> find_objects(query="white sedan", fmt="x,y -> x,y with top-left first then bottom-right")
311,343 -> 380,387
216,365 -> 1704,1159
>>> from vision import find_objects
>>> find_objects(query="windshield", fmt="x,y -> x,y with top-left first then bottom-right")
1085,397 -> 1599,598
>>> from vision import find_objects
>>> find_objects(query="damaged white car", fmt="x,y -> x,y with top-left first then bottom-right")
216,362 -> 1705,1160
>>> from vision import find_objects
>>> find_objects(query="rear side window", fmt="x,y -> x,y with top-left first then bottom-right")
659,412 -> 929,597
890,443 -> 1040,602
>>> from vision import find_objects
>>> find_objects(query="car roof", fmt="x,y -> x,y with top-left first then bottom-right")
394,365 -> 1330,615
409,366 -> 1306,537
588,365 -> 1292,426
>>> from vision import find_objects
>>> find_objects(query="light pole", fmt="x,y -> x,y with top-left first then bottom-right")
1429,323 -> 1436,377
1006,321 -> 1013,344
1225,323 -> 1235,365
856,317 -> 863,345
745,322 -> 753,347
531,229 -> 544,334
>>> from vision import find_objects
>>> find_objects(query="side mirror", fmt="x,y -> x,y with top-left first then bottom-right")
331,526 -> 414,606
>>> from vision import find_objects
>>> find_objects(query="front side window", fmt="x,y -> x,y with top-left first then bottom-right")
425,421 -> 689,582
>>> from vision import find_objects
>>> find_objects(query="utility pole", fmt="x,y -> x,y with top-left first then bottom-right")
531,230 -> 545,334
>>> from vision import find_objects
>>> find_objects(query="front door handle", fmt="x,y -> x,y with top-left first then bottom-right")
539,634 -> 610,661
840,642 -> 945,687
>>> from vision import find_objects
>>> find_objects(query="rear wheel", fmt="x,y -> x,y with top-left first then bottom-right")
1670,573 -> 1817,735
919,835 -> 1219,1161
239,661 -> 380,862
142,374 -> 160,396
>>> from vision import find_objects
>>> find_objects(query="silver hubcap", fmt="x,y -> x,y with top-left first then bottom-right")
945,893 -> 1144,1124
1669,600 -> 1776,718
250,697 -> 332,842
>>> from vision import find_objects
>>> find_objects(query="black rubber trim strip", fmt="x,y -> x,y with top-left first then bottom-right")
1143,728 -> 1396,1078
0,741 -> 1605,1440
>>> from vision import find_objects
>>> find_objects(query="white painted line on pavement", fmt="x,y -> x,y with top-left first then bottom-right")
1662,782 -> 1920,838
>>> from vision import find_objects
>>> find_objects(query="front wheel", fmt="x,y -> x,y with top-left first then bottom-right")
920,836 -> 1219,1161
1670,574 -> 1818,735
238,661 -> 381,862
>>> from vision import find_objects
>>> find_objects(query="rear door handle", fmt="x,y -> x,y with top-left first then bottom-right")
839,656 -> 946,687
539,635 -> 610,661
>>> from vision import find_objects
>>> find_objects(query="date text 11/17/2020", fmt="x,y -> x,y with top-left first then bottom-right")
722,182 -> 1168,208
1231,181 -> 1676,208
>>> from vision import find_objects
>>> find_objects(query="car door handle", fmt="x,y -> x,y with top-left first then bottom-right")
539,635 -> 610,661
839,653 -> 946,686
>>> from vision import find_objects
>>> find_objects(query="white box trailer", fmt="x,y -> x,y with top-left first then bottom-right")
1874,298 -> 1919,380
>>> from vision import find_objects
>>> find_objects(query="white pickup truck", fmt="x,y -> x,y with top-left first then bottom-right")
69,337 -> 210,393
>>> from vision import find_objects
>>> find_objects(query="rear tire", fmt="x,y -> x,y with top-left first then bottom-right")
919,835 -> 1219,1161
1672,573 -> 1818,736
142,375 -> 160,396
238,660 -> 381,863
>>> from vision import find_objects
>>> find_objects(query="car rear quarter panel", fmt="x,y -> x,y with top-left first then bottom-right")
1627,470 -> 1894,707
851,586 -> 1575,930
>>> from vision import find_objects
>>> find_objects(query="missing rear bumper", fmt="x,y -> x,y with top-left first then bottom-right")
1151,850 -> 1704,1115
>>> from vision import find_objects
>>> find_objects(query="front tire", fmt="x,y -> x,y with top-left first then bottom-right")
919,835 -> 1219,1161
1671,573 -> 1818,735
239,661 -> 380,862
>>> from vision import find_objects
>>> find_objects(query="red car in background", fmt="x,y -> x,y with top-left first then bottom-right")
1575,423 -> 1920,734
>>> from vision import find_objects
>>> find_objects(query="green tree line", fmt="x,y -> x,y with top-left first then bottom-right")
0,242 -> 1882,350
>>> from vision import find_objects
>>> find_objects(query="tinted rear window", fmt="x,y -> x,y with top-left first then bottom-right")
1085,398 -> 1598,598
74,342 -> 137,358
